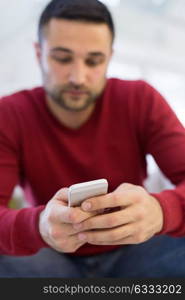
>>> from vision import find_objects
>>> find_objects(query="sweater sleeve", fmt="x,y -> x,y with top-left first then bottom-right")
137,81 -> 185,236
0,99 -> 48,255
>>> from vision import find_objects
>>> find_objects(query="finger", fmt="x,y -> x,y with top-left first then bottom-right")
50,223 -> 85,239
89,233 -> 150,245
88,235 -> 135,245
54,187 -> 69,203
81,189 -> 142,212
47,187 -> 94,224
50,201 -> 98,225
77,223 -> 135,243
75,206 -> 138,231
47,222 -> 86,251
115,183 -> 135,191
53,233 -> 86,253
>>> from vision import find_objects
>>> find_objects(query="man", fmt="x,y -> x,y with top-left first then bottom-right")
0,0 -> 185,277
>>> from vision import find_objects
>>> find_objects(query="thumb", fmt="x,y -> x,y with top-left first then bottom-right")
54,187 -> 69,203
114,183 -> 134,192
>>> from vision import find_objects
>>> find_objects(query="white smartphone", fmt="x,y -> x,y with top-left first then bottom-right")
68,178 -> 108,207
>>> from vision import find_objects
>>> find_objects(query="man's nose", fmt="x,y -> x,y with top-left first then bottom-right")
68,61 -> 87,85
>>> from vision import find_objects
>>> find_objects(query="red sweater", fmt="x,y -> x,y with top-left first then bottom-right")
0,78 -> 185,256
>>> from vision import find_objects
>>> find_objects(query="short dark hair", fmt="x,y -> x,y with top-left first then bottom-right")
38,0 -> 115,43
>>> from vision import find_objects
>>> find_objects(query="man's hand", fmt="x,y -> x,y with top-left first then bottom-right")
75,183 -> 164,245
39,188 -> 96,253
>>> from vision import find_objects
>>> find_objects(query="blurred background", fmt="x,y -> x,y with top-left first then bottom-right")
0,0 -> 184,206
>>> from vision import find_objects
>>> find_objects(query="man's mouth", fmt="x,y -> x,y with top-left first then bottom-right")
64,90 -> 88,96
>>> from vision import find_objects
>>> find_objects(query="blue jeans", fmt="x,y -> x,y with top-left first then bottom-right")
0,235 -> 185,277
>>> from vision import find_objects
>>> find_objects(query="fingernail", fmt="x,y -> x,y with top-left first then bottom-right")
78,233 -> 87,241
82,202 -> 91,211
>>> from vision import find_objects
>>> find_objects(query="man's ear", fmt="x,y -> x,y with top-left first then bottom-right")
34,42 -> 42,66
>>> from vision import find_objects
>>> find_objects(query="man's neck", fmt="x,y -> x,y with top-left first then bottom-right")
46,98 -> 96,129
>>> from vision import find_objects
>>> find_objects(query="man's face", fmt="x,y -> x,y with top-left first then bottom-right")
36,19 -> 113,112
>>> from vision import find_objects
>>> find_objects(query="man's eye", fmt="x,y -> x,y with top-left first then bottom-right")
52,56 -> 72,64
85,58 -> 103,67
